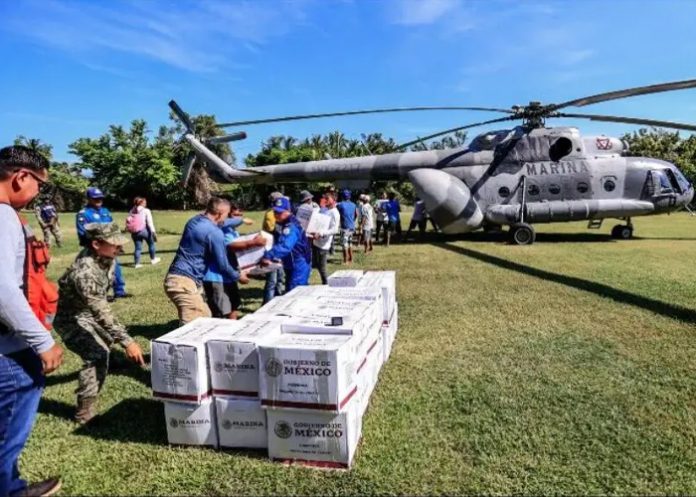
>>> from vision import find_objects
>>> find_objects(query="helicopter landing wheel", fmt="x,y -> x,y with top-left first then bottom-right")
611,224 -> 633,239
510,223 -> 536,245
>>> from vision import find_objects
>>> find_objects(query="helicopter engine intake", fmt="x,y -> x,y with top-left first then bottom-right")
408,168 -> 483,234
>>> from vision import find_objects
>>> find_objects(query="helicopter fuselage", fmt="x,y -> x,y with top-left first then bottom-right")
221,126 -> 693,236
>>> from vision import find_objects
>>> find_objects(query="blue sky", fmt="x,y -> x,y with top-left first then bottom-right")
1,0 -> 696,163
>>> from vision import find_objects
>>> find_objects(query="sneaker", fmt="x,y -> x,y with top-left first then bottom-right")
151,257 -> 161,265
11,478 -> 62,497
134,264 -> 143,269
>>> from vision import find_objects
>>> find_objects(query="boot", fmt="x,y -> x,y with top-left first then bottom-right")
75,396 -> 98,425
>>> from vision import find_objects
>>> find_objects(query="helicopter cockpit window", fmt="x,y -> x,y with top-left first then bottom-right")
656,171 -> 674,193
673,168 -> 691,191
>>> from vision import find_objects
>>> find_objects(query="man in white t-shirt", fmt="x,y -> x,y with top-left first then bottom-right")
359,194 -> 375,253
307,192 -> 340,284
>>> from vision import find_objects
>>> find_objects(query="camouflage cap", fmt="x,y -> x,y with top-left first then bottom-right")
84,222 -> 129,245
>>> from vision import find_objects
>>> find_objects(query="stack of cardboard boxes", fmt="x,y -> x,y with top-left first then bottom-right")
151,270 -> 398,468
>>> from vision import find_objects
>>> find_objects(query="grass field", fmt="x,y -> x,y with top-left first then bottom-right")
19,209 -> 696,495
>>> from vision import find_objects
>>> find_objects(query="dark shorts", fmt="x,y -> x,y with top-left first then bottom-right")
203,281 -> 241,317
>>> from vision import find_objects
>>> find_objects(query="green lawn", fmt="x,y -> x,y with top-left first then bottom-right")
19,209 -> 696,495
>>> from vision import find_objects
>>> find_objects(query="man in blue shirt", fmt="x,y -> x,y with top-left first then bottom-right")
203,205 -> 264,320
165,197 -> 249,325
336,189 -> 357,264
384,191 -> 402,246
76,187 -> 127,298
260,197 -> 312,292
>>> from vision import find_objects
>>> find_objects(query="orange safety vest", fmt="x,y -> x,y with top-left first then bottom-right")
19,214 -> 59,331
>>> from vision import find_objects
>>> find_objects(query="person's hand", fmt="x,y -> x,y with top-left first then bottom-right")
253,234 -> 266,247
243,218 -> 254,226
260,258 -> 271,267
152,233 -> 158,242
307,232 -> 317,239
125,342 -> 146,367
39,344 -> 64,374
238,271 -> 250,284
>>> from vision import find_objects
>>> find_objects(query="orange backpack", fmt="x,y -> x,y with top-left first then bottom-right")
19,215 -> 59,331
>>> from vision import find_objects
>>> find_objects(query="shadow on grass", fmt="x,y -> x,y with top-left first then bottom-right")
45,370 -> 79,387
74,397 -> 168,445
436,242 -> 696,324
129,320 -> 180,340
38,397 -> 75,421
376,229 -> 615,246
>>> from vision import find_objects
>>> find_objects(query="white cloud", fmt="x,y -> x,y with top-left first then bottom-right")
392,0 -> 461,25
2,0 -> 314,73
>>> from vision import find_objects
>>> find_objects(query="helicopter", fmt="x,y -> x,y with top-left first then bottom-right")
169,79 -> 696,245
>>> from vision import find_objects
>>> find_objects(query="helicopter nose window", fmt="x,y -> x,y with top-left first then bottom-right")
549,137 -> 573,162
673,168 -> 691,191
657,171 -> 674,193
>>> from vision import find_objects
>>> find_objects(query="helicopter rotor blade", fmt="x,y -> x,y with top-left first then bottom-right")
550,79 -> 696,111
204,132 -> 248,145
396,116 -> 518,151
217,106 -> 513,128
556,112 -> 696,132
180,151 -> 197,187
169,100 -> 195,133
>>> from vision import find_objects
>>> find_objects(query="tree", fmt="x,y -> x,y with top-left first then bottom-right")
69,120 -> 181,208
13,136 -> 88,210
13,135 -> 53,161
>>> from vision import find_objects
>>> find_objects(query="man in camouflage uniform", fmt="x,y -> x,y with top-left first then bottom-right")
34,198 -> 62,248
55,222 -> 145,424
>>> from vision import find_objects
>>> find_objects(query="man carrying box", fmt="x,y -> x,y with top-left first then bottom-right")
165,197 -> 250,325
203,203 -> 265,320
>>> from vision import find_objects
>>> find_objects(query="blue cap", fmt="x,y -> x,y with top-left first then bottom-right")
342,189 -> 351,199
272,196 -> 291,213
86,187 -> 105,199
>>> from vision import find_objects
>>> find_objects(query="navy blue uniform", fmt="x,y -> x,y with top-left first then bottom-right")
76,205 -> 126,296
264,216 -> 311,291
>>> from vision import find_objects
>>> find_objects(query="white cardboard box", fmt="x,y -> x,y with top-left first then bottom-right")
253,295 -> 313,317
283,286 -> 386,322
382,303 -> 399,363
357,271 -> 396,324
258,323 -> 381,412
151,318 -> 242,403
207,318 -> 283,398
327,270 -> 364,287
266,397 -> 363,468
305,210 -> 332,234
235,232 -> 274,270
215,398 -> 268,449
164,398 -> 218,447
280,298 -> 382,338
